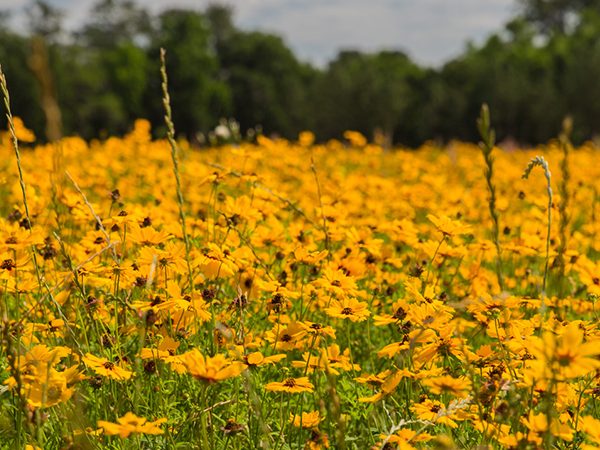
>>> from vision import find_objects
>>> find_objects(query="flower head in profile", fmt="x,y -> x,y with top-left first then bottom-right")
422,375 -> 472,397
179,349 -> 246,382
290,410 -> 322,429
12,116 -> 36,142
265,376 -> 314,394
427,214 -> 471,238
97,412 -> 166,438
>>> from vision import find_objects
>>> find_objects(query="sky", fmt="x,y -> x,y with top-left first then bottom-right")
3,0 -> 518,67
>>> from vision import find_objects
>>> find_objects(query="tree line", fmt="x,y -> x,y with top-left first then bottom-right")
2,0 -> 600,146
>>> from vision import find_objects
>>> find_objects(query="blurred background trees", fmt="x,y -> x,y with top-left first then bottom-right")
2,0 -> 600,146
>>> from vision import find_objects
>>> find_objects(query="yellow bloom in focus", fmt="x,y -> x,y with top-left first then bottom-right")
97,412 -> 166,438
290,410 -> 322,428
359,370 -> 405,403
325,298 -> 370,322
412,399 -> 460,428
180,349 -> 246,382
82,354 -> 133,381
265,376 -> 314,393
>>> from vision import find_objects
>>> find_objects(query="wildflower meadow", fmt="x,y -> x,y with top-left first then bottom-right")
2,62 -> 600,450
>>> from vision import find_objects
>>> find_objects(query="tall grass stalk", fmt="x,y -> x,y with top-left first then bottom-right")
522,156 -> 553,297
556,117 -> 572,298
0,62 -> 38,448
160,48 -> 194,292
477,104 -> 503,291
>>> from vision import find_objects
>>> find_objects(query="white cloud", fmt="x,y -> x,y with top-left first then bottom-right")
4,0 -> 518,66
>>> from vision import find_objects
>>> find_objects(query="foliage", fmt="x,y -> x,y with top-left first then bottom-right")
4,1 -> 600,144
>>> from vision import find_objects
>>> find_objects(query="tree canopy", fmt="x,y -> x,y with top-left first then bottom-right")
2,0 -> 600,145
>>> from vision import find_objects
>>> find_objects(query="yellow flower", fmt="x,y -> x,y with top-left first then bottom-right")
298,131 -> 315,147
97,412 -> 166,438
12,116 -> 36,142
521,412 -> 573,444
422,375 -> 471,396
180,349 -> 246,382
245,351 -> 286,367
343,130 -> 367,147
412,399 -> 460,428
82,354 -> 133,381
265,376 -> 314,394
427,213 -> 471,237
527,322 -> 600,380
325,298 -> 370,322
359,370 -> 405,403
290,410 -> 322,428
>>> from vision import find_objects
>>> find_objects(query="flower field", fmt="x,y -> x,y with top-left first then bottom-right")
2,118 -> 600,450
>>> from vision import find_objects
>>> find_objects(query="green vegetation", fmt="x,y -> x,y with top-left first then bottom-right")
3,0 -> 600,145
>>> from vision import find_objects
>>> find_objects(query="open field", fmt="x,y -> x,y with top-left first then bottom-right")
1,120 -> 600,449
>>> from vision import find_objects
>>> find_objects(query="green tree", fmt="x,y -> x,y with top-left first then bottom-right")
146,9 -> 231,140
313,50 -> 421,145
519,0 -> 600,34
216,29 -> 316,138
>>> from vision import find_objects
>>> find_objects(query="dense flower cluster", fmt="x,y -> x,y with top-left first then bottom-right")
1,119 -> 600,448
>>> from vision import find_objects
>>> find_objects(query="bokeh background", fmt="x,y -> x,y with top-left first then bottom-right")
1,0 -> 599,145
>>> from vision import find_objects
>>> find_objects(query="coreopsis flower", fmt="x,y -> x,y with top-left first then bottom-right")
301,321 -> 336,341
138,241 -> 189,275
521,412 -> 573,445
378,428 -> 432,450
12,116 -> 36,142
314,266 -> 360,298
298,131 -> 315,147
290,411 -> 322,428
322,344 -> 360,372
526,321 -> 600,380
179,349 -> 246,382
359,370 -> 405,403
97,412 -> 166,438
127,224 -> 172,246
25,372 -> 74,408
427,213 -> 471,238
82,354 -> 133,381
343,130 -> 367,147
467,294 -> 521,323
244,351 -> 286,367
140,335 -> 180,360
413,325 -> 466,364
411,399 -> 460,428
354,370 -> 392,386
194,243 -> 238,279
4,345 -> 83,408
293,247 -> 328,264
325,298 -> 370,322
373,298 -> 412,326
266,322 -> 308,351
579,416 -> 600,447
265,376 -> 314,393
422,375 -> 471,397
